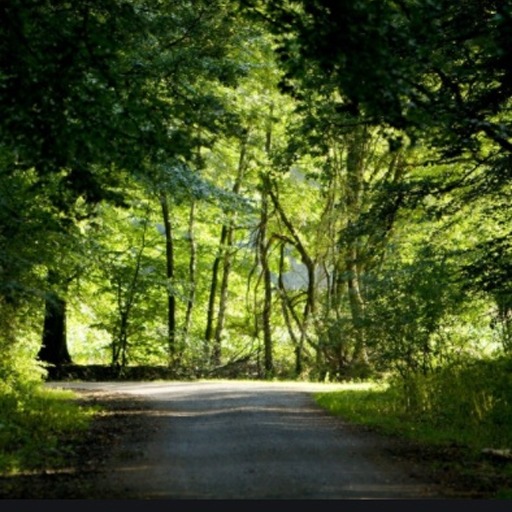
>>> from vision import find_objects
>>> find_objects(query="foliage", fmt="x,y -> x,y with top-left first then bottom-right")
388,357 -> 512,447
364,244 -> 467,375
239,1 -> 512,382
0,0 -> 511,399
0,299 -> 45,392
315,382 -> 400,432
249,0 -> 512,155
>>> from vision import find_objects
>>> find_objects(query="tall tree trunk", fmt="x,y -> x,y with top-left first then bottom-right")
38,270 -> 72,368
184,200 -> 197,341
344,126 -> 370,366
160,193 -> 176,366
213,224 -> 233,357
259,176 -> 274,378
113,309 -> 130,368
277,243 -> 303,375
205,224 -> 227,364
111,216 -> 148,368
345,248 -> 368,364
213,133 -> 249,359
259,109 -> 275,379
206,132 -> 250,365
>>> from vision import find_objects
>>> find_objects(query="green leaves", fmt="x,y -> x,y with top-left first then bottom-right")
257,0 -> 512,160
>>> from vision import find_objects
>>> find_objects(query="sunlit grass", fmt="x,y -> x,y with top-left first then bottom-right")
313,370 -> 512,498
314,359 -> 512,451
0,386 -> 97,475
314,381 -> 411,436
315,383 -> 484,448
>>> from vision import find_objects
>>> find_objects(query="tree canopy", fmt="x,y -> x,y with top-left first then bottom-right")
0,0 -> 511,387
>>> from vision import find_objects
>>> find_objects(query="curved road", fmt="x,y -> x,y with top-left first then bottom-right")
50,381 -> 449,499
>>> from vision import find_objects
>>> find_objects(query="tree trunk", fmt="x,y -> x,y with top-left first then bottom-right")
212,133 -> 249,359
205,224 -> 227,364
259,181 -> 274,378
38,270 -> 72,367
344,126 -> 370,367
277,243 -> 303,375
160,193 -> 176,366
184,200 -> 197,341
113,309 -> 130,368
345,248 -> 368,365
111,216 -> 148,368
213,225 -> 234,357
259,109 -> 275,379
206,132 -> 249,365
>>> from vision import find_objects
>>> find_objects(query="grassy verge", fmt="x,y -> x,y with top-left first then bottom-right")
0,386 -> 97,475
313,360 -> 512,498
314,381 -> 479,446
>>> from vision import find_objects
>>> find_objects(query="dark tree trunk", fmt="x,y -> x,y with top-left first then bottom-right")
184,201 -> 197,341
258,174 -> 274,379
213,225 -> 233,359
160,193 -> 176,366
213,133 -> 249,360
205,224 -> 227,364
38,271 -> 72,367
206,131 -> 249,365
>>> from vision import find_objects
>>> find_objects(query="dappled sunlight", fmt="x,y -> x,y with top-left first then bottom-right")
0,467 -> 80,478
35,380 -> 456,498
3,0 -> 511,499
146,405 -> 321,418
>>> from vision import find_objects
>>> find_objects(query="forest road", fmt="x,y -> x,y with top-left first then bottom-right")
49,380 -> 451,500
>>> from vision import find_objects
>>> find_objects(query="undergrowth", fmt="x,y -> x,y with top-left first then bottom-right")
314,356 -> 512,498
0,386 -> 97,475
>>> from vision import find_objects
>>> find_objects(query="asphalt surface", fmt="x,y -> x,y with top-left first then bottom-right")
49,380 -> 450,499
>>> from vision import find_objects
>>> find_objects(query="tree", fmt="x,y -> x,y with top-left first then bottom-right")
1,0 -> 250,370
237,0 -> 512,376
159,192 -> 177,365
1,0 -> 164,368
37,271 -> 72,368
205,131 -> 249,365
267,179 -> 317,376
244,0 -> 512,153
89,197 -> 168,368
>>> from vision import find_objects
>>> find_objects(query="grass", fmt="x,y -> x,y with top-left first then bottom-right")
2,357 -> 512,497
313,366 -> 512,499
0,386 -> 98,475
314,381 -> 477,446
316,358 -> 512,451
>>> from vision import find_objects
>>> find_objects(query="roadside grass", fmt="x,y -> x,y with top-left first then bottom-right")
314,358 -> 512,498
0,386 -> 97,475
314,381 -> 480,446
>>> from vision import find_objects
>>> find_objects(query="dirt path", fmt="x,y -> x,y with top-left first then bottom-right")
39,380 -> 464,499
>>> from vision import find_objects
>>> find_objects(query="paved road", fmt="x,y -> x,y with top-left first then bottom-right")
50,381 -> 448,499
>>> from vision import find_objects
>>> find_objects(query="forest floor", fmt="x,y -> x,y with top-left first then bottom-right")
0,387 -> 511,500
